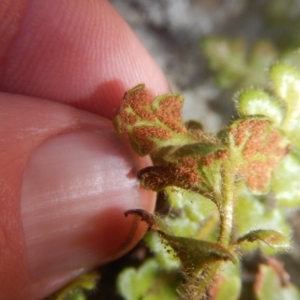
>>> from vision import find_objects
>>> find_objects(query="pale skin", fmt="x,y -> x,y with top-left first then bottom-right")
0,1 -> 169,299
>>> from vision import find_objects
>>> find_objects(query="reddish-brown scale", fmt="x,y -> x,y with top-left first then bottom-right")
115,96 -> 135,133
114,104 -> 127,134
216,150 -> 229,160
122,111 -> 138,126
133,125 -> 172,141
133,130 -> 155,155
138,165 -> 177,190
155,96 -> 186,133
118,120 -> 127,134
263,129 -> 289,159
230,121 -> 248,147
133,126 -> 172,155
128,88 -> 156,121
173,164 -> 202,190
201,149 -> 228,167
231,119 -> 269,148
241,161 -> 270,192
138,163 -> 202,191
181,156 -> 198,168
201,154 -> 215,167
242,120 -> 269,159
235,120 -> 290,192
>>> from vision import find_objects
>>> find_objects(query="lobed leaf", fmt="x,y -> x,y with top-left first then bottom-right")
270,62 -> 300,147
237,229 -> 290,250
155,187 -> 218,250
158,231 -> 236,273
165,187 -> 217,224
125,209 -> 235,273
228,118 -> 289,194
236,89 -> 285,125
117,258 -> 178,300
113,84 -> 195,156
234,191 -> 291,254
272,149 -> 300,207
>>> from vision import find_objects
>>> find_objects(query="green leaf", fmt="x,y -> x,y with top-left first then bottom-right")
46,272 -> 99,300
165,187 -> 217,224
113,84 -> 195,156
236,89 -> 285,125
255,264 -> 300,300
117,259 -> 157,300
144,232 -> 180,270
237,229 -> 290,250
117,258 -> 179,300
270,62 -> 300,147
207,262 -> 241,300
125,209 -> 235,273
144,187 -> 219,271
168,190 -> 219,243
234,191 -> 291,254
228,118 -> 289,194
272,150 -> 300,207
158,231 -> 236,272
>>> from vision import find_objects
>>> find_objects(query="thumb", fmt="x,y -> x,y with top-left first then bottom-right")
0,93 -> 155,300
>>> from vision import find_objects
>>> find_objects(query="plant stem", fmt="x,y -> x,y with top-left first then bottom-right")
190,263 -> 221,300
193,163 -> 236,299
218,162 -> 235,246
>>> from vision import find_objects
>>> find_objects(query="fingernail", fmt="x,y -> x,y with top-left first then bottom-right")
21,129 -> 155,278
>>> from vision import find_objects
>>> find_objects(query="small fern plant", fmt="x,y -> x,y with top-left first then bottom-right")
113,53 -> 300,300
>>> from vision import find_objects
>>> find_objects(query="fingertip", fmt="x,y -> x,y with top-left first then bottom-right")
21,130 -> 155,278
0,0 -> 170,117
0,94 -> 156,299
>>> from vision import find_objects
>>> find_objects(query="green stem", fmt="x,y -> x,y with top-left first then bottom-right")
218,162 -> 235,247
189,263 -> 221,300
192,163 -> 236,299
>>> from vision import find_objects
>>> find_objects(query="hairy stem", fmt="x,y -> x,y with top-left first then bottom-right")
189,263 -> 221,300
191,163 -> 236,299
218,162 -> 235,246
